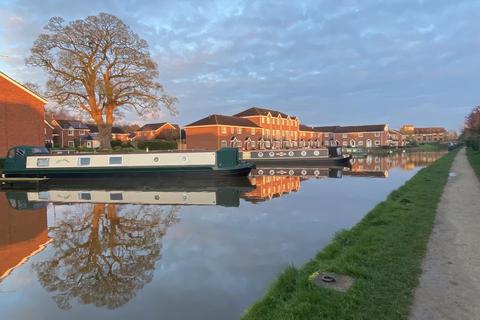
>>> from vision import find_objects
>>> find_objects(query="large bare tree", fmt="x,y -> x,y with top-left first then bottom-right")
27,13 -> 177,148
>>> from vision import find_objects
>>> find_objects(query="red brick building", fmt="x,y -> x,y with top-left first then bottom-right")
133,122 -> 180,141
185,114 -> 262,150
51,119 -> 91,148
0,72 -> 47,156
400,125 -> 446,143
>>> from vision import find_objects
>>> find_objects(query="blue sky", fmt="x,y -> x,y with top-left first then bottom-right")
1,0 -> 479,130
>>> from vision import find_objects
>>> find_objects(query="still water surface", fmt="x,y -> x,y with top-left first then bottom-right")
0,152 -> 445,320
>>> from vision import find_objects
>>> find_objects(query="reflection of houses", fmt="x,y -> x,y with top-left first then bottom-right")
0,72 -> 47,155
400,124 -> 446,143
243,175 -> 301,203
347,151 -> 446,177
0,193 -> 49,281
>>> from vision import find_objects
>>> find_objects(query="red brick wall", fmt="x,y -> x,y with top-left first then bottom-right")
334,131 -> 388,147
186,125 -> 264,150
0,76 -> 46,156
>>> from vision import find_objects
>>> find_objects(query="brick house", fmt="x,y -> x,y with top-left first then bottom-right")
51,119 -> 90,148
185,114 -> 262,150
233,107 -> 300,149
0,72 -> 47,156
313,126 -> 338,147
400,125 -> 446,144
86,125 -> 130,146
299,124 -> 322,148
133,122 -> 180,141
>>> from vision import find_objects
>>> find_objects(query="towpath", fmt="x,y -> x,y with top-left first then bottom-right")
410,148 -> 480,319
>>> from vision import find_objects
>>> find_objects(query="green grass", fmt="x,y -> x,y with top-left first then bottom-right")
242,150 -> 458,320
467,148 -> 480,180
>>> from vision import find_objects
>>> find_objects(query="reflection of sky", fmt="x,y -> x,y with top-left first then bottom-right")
0,166 -> 421,319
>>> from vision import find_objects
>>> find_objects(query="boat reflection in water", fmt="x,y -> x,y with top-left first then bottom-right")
0,151 -> 447,313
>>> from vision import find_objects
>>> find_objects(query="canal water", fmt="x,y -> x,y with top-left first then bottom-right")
0,152 -> 445,320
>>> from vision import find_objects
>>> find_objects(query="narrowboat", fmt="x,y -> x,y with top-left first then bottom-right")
2,146 -> 253,180
241,147 -> 351,166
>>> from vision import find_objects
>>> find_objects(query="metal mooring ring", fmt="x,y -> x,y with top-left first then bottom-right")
321,275 -> 336,283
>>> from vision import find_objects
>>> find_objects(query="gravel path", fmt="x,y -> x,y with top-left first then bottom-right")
410,148 -> 480,320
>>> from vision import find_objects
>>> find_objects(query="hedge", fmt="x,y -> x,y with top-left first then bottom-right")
137,140 -> 178,150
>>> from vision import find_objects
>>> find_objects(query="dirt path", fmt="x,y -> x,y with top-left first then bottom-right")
410,148 -> 480,320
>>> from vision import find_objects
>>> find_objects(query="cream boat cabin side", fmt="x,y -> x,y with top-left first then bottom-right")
3,146 -> 253,179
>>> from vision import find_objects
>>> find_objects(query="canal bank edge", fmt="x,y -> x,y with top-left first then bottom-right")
242,150 -> 458,320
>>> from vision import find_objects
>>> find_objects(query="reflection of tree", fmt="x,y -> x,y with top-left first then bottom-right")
33,204 -> 180,310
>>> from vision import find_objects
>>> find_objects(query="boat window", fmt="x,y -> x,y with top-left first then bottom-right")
38,191 -> 50,200
37,158 -> 50,167
109,157 -> 122,165
31,147 -> 49,154
79,192 -> 91,200
78,157 -> 91,166
110,193 -> 123,201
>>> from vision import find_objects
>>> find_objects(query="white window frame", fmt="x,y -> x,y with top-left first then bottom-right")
342,133 -> 347,138
375,132 -> 381,137
68,129 -> 74,136
375,140 -> 381,146
68,141 -> 75,148
220,140 -> 227,148
221,126 -> 227,134
251,128 -> 255,135
237,127 -> 242,134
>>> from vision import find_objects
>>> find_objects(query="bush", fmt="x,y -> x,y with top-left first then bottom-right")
465,134 -> 480,151
111,140 -> 123,148
0,158 -> 5,171
137,140 -> 177,150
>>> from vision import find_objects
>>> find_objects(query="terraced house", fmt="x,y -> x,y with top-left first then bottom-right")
0,72 -> 47,155
400,124 -> 446,143
133,122 -> 180,141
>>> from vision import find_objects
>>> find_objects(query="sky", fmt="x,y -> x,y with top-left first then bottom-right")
1,0 -> 479,131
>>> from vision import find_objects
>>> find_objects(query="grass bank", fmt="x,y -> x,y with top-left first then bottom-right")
466,148 -> 480,179
243,150 -> 458,320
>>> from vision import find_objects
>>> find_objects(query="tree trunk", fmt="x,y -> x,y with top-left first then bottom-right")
98,123 -> 113,149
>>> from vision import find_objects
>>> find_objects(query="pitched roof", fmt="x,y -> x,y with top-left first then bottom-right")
334,124 -> 387,133
54,119 -> 89,130
0,72 -> 48,104
185,114 -> 261,128
233,107 -> 293,118
299,124 -> 316,132
87,124 -> 126,134
414,127 -> 446,134
313,126 -> 339,132
138,122 -> 178,131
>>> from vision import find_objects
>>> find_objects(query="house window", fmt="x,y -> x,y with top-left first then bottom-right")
261,117 -> 265,124
78,157 -> 91,166
109,156 -> 123,165
375,140 -> 381,146
37,158 -> 50,167
359,133 -> 364,137
220,140 -> 227,148
358,140 -> 364,146
68,129 -> 74,136
237,127 -> 242,134
251,128 -> 255,135
68,141 -> 75,148
375,132 -> 381,137
267,117 -> 270,124
342,141 -> 348,146
342,133 -> 347,138
230,127 -> 234,134
79,192 -> 91,200
221,126 -> 227,134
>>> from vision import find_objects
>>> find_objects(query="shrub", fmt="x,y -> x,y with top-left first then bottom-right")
465,134 -> 480,151
137,140 -> 177,150
0,158 -> 5,171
